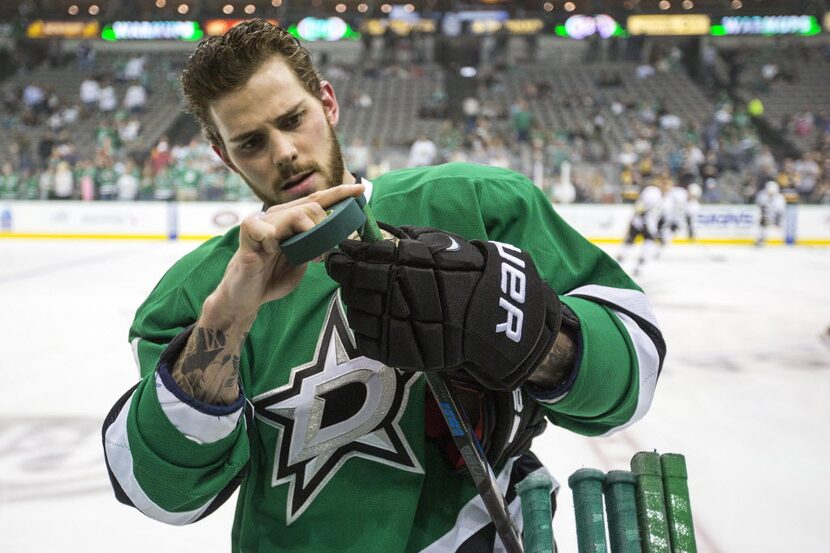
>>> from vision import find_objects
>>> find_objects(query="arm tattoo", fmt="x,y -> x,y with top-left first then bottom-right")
526,327 -> 577,389
170,327 -> 248,405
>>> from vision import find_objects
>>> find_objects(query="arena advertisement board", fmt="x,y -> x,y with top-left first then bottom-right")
176,202 -> 263,239
0,203 -> 826,245
710,15 -> 821,36
555,204 -> 789,244
204,18 -> 279,37
824,13 -> 830,32
554,205 -> 630,241
626,14 -> 710,36
360,18 -> 436,36
794,206 -> 830,245
26,20 -> 100,39
469,18 -> 544,35
0,202 -> 169,238
101,21 -> 204,41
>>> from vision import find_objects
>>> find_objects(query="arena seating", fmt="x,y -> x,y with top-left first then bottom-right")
0,50 -> 188,165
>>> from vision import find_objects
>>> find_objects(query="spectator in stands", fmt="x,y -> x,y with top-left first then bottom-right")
461,95 -> 480,132
511,98 -> 533,145
96,156 -> 119,200
138,162 -> 156,201
98,80 -> 118,113
150,136 -> 172,174
38,162 -> 53,200
344,138 -> 370,176
95,119 -> 121,155
124,55 -> 146,82
116,160 -> 140,201
793,112 -> 814,137
635,63 -> 655,79
52,160 -> 74,200
75,159 -> 96,201
11,136 -> 35,173
80,76 -> 100,115
124,82 -> 147,113
23,83 -> 47,117
37,131 -> 55,169
747,97 -> 764,119
76,41 -> 96,71
408,135 -> 438,167
795,152 -> 820,200
119,117 -> 142,143
0,162 -> 18,199
176,159 -> 202,201
761,62 -> 779,85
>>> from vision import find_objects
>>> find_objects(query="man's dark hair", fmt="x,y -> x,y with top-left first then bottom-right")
181,19 -> 321,149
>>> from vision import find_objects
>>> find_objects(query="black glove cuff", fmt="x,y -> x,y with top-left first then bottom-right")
501,285 -> 562,389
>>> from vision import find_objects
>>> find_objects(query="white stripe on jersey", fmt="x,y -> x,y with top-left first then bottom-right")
155,371 -> 243,444
103,391 -> 218,525
419,459 -> 559,553
564,285 -> 662,434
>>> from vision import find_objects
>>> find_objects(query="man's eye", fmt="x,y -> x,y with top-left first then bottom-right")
284,113 -> 303,129
240,136 -> 262,151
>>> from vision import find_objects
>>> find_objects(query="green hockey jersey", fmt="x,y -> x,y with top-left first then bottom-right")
103,163 -> 664,552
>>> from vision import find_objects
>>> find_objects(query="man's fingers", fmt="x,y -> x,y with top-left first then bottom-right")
266,182 -> 365,214
240,205 -> 327,256
240,214 -> 280,253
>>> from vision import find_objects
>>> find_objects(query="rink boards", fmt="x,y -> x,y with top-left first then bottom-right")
1,201 -> 829,245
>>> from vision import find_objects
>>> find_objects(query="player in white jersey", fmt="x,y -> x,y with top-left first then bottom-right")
617,181 -> 665,275
685,183 -> 701,241
659,180 -> 689,245
755,180 -> 786,246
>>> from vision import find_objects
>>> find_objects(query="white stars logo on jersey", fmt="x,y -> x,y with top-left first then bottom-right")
252,295 -> 423,524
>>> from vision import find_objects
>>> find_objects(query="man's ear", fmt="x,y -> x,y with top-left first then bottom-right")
212,144 -> 238,173
319,80 -> 340,127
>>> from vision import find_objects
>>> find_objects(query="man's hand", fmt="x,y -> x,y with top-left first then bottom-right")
203,183 -> 366,328
326,225 -> 565,391
170,183 -> 365,405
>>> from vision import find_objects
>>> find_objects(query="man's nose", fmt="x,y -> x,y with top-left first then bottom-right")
270,131 -> 298,168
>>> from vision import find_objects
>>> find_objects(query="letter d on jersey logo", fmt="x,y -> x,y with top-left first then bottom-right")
493,242 -> 526,343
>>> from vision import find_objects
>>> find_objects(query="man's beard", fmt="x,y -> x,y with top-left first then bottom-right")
243,121 -> 347,207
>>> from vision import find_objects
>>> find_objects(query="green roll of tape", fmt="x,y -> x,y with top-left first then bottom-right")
568,468 -> 608,553
280,196 -> 367,265
516,473 -> 555,553
631,453 -> 671,553
604,470 -> 642,553
660,454 -> 697,553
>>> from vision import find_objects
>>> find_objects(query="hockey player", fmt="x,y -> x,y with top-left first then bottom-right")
659,174 -> 694,245
101,21 -> 665,552
755,180 -> 786,246
617,179 -> 665,275
686,182 -> 702,241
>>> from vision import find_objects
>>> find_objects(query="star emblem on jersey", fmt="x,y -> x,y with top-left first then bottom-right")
252,295 -> 422,524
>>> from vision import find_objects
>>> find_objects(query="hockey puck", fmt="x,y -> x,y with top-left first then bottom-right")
280,196 -> 367,265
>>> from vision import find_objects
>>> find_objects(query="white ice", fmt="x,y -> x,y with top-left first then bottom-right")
0,239 -> 828,552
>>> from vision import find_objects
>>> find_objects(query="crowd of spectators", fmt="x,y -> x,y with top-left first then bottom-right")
2,39 -> 830,205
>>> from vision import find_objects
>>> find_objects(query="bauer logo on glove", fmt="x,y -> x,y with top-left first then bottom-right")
325,223 -> 565,391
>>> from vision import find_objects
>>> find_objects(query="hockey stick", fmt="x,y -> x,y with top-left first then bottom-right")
425,373 -> 524,553
357,203 -> 524,553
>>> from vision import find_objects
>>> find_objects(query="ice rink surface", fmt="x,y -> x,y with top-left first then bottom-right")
1,238 -> 828,552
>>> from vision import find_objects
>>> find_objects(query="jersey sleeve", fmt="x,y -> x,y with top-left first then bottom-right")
101,236 -> 252,524
475,170 -> 666,437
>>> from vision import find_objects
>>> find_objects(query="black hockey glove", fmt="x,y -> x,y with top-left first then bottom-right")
325,224 -> 564,391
